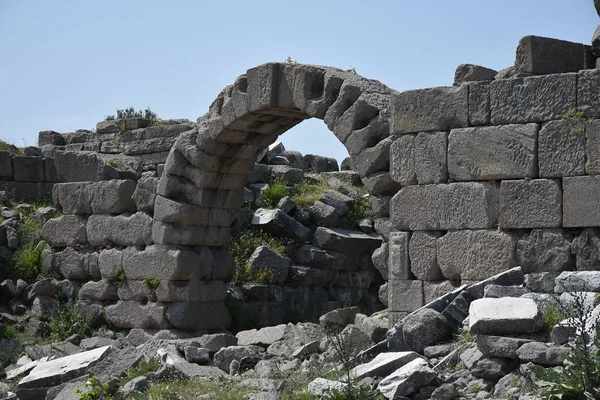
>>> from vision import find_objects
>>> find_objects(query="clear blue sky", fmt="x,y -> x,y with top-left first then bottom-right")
0,0 -> 597,163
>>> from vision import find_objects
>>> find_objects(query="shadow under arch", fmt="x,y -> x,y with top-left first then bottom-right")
152,62 -> 398,248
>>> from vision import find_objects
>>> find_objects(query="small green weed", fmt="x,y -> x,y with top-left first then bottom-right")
140,378 -> 254,400
339,198 -> 372,229
290,177 -> 332,207
119,358 -> 161,387
232,264 -> 276,285
12,240 -> 45,281
107,157 -> 117,167
537,299 -> 569,333
113,265 -> 128,287
263,179 -> 290,208
105,107 -> 158,121
77,376 -> 111,400
227,229 -> 288,270
47,303 -> 92,342
562,108 -> 592,135
144,277 -> 160,292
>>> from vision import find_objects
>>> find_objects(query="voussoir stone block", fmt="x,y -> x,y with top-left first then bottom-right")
390,182 -> 499,230
515,35 -> 589,75
42,215 -> 87,247
490,73 -> 576,125
437,230 -> 519,281
499,179 -> 562,229
390,85 -> 468,134
563,176 -> 600,227
104,301 -> 170,329
538,120 -> 586,177
516,229 -> 574,273
122,245 -> 212,280
86,212 -> 153,246
448,124 -> 538,181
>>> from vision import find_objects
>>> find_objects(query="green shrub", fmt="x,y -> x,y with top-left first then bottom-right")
12,240 -> 44,281
537,299 -> 569,333
113,265 -> 128,287
339,198 -> 372,229
106,107 -> 158,121
0,338 -> 23,368
0,324 -> 17,340
263,180 -> 290,208
562,108 -> 592,135
107,157 -> 117,167
0,140 -> 22,155
531,291 -> 600,399
232,264 -> 276,286
77,376 -> 111,400
227,230 -> 288,269
290,177 -> 332,207
119,358 -> 161,386
47,303 -> 92,342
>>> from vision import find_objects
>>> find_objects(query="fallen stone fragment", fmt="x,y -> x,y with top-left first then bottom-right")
377,358 -> 436,399
469,298 -> 543,335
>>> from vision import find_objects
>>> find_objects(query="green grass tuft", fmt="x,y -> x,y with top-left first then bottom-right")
263,179 -> 290,208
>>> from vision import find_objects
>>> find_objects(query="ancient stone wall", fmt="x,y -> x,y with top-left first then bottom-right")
0,151 -> 56,202
382,35 -> 600,325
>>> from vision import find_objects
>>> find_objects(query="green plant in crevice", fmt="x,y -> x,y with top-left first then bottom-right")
530,291 -> 600,399
76,376 -> 111,400
107,157 -> 117,167
47,303 -> 92,342
562,108 -> 592,135
119,358 -> 161,387
263,179 -> 290,208
113,264 -> 128,287
144,277 -> 160,292
11,240 -> 45,281
339,198 -> 373,229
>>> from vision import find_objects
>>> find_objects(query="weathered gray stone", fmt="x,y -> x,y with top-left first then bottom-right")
483,284 -> 529,298
313,227 -> 382,255
307,378 -> 346,397
236,324 -> 286,347
524,272 -> 559,293
471,357 -> 518,380
213,345 -> 260,373
319,190 -> 353,217
539,120 -> 586,177
578,68 -> 600,118
390,85 -> 468,134
388,232 -> 411,280
13,156 -> 44,182
354,313 -> 388,343
389,134 -> 416,185
389,279 -> 423,313
17,346 -> 111,389
248,246 -> 290,284
183,346 -> 210,364
437,230 -> 518,281
0,151 -> 12,178
571,229 -> 600,271
563,176 -> 600,227
268,165 -> 304,185
132,175 -> 158,213
303,154 -> 332,173
390,182 -> 499,230
517,229 -> 574,273
54,151 -> 119,182
352,137 -> 392,176
104,301 -> 170,329
350,351 -> 423,379
490,73 -> 576,124
166,301 -> 231,330
448,124 -> 538,181
516,342 -> 569,366
89,180 -> 137,214
402,308 -> 450,354
469,298 -> 543,335
281,150 -> 303,169
555,270 -> 600,293
372,242 -> 388,281
468,81 -> 490,126
377,358 -> 436,398
319,306 -> 360,328
361,171 -> 401,196
78,280 -> 118,301
293,245 -> 346,270
499,179 -> 562,229
515,36 -> 589,74
286,265 -> 338,287
277,196 -> 296,214
86,212 -> 152,246
414,131 -> 448,184
594,25 -> 600,57
409,231 -> 443,281
477,335 -> 533,359
122,245 -> 212,280
309,201 -> 338,227
252,208 -> 310,241
42,215 -> 87,247
454,64 -> 497,85
464,267 -> 525,300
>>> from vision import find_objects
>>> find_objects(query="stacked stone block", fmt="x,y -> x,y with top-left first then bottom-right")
0,151 -> 57,201
383,36 -> 600,323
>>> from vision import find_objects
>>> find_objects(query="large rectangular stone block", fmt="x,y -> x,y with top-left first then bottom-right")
388,279 -> 424,313
247,63 -> 279,112
44,157 -> 58,182
13,156 -> 44,182
121,245 -> 212,280
388,232 -> 412,280
499,179 -> 562,229
468,81 -> 490,126
578,69 -> 600,118
390,182 -> 499,230
166,301 -> 231,330
89,180 -> 137,214
0,151 -> 12,178
86,212 -> 153,247
414,131 -> 448,184
586,120 -> 600,175
563,176 -> 600,227
490,73 -> 576,124
42,215 -> 87,248
390,85 -> 468,134
515,36 -> 590,75
104,301 -> 170,329
409,231 -> 444,281
448,124 -> 538,181
437,230 -> 519,281
53,182 -> 92,214
538,120 -> 585,177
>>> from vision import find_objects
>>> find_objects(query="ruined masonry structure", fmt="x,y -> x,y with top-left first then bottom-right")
38,34 -> 600,330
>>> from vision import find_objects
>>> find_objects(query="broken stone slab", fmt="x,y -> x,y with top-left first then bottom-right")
354,313 -> 388,343
483,284 -> 530,298
351,351 -> 424,380
377,358 -> 436,399
17,346 -> 111,389
453,64 -> 497,86
286,265 -> 338,287
213,345 -> 261,373
470,357 -> 518,381
516,342 -> 569,366
515,35 -> 591,75
476,335 -> 533,359
247,246 -> 290,284
469,298 -> 543,335
236,324 -> 286,347
464,266 -> 524,300
104,301 -> 170,329
312,227 -> 382,255
319,306 -> 360,329
402,308 -> 450,354
252,208 -> 310,241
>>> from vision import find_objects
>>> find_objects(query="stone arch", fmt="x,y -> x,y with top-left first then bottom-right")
152,62 -> 398,247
